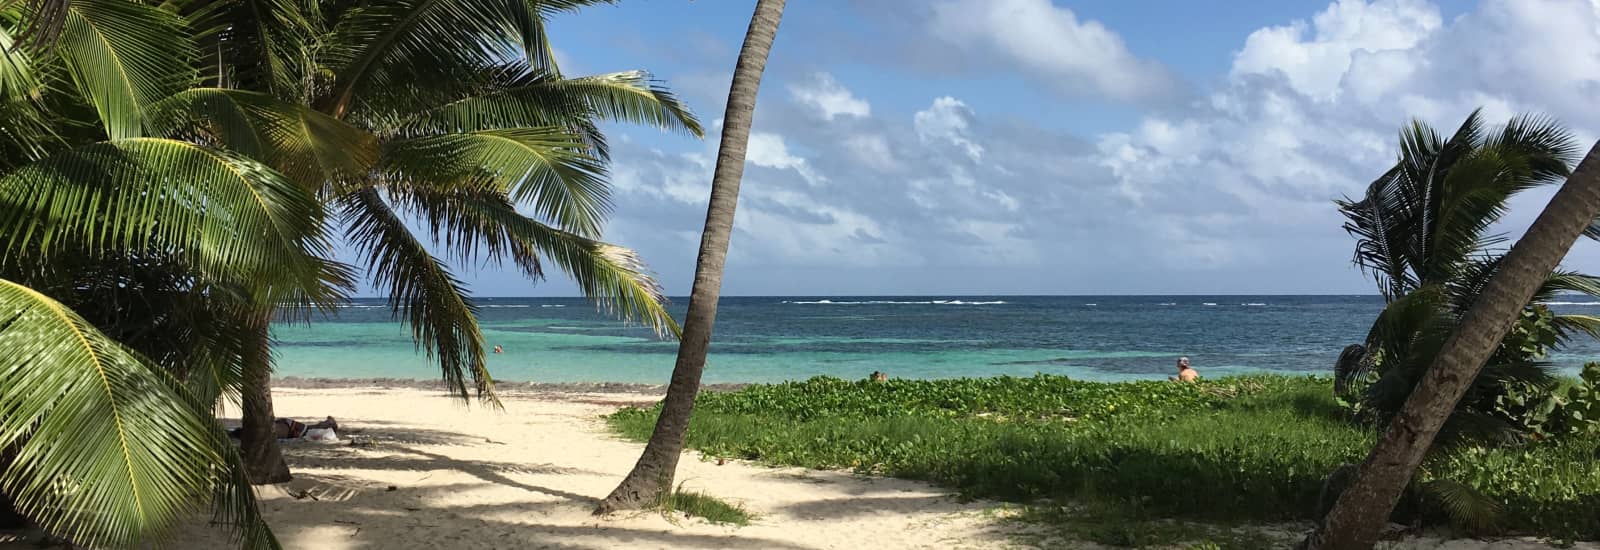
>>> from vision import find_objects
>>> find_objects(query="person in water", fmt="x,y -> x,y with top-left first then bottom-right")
493,345 -> 503,354
1170,356 -> 1198,382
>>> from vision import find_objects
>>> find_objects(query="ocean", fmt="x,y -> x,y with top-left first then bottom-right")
270,295 -> 1600,384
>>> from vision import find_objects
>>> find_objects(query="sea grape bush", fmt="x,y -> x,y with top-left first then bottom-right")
684,374 -> 1249,422
1496,362 -> 1600,439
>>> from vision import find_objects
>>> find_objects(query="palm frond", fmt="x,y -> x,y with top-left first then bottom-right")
147,88 -> 378,189
53,0 -> 195,138
340,186 -> 495,401
0,23 -> 58,166
396,70 -> 702,141
5,0 -> 70,53
1421,148 -> 1525,283
1339,168 -> 1417,299
320,0 -> 608,117
383,127 -> 610,237
1485,113 -> 1579,184
0,21 -> 43,103
0,250 -> 266,405
1536,271 -> 1600,302
386,178 -> 679,338
183,0 -> 318,96
0,138 -> 340,306
0,278 -> 279,549
1420,478 -> 1503,534
1345,111 -> 1584,300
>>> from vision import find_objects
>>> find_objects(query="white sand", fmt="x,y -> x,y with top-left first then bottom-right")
178,388 -> 1016,549
4,387 -> 1593,549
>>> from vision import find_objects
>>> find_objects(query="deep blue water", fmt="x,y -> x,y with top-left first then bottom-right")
269,295 -> 1600,384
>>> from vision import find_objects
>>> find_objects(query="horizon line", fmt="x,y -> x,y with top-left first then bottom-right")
342,292 -> 1391,299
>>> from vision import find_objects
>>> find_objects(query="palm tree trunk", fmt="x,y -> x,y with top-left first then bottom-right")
1307,140 -> 1600,549
239,311 -> 291,484
595,0 -> 785,514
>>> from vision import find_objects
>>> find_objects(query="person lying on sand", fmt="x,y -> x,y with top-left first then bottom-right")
1169,357 -> 1198,383
227,416 -> 338,440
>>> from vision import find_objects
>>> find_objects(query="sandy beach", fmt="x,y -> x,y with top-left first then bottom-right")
156,386 -> 1597,550
2,384 -> 1594,549
174,387 -> 1017,549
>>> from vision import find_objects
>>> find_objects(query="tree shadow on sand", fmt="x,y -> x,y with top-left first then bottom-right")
274,423 -> 606,505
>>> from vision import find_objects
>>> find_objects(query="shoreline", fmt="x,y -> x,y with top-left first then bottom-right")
273,375 -> 750,394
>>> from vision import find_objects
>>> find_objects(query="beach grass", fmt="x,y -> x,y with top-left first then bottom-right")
657,488 -> 754,526
607,374 -> 1600,542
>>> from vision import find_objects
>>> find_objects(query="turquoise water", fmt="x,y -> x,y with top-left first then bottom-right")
270,296 -> 1600,384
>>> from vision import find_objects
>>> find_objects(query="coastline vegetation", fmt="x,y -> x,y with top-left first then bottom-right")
607,373 -> 1600,543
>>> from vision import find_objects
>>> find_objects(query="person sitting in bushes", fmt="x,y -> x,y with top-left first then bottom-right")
1169,357 -> 1198,383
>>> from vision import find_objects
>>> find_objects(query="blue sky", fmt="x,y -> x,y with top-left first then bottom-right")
446,0 -> 1600,297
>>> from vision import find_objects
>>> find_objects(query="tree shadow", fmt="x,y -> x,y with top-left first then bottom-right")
774,494 -> 971,520
268,423 -> 606,506
232,481 -> 819,550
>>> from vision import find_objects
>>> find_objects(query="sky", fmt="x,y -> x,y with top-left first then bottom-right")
442,0 -> 1600,297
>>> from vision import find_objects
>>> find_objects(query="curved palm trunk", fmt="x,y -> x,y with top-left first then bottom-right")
1307,141 -> 1600,549
239,312 -> 291,484
596,0 -> 785,514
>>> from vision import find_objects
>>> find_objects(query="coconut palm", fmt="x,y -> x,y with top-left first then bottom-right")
151,0 -> 702,481
1310,140 -> 1600,548
599,0 -> 785,513
0,4 -> 338,547
1334,111 -> 1600,441
0,0 -> 698,544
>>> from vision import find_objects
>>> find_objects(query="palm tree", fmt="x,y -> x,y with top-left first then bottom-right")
0,0 -> 697,544
1334,111 -> 1600,442
598,0 -> 786,513
1308,140 -> 1600,548
0,3 -> 340,546
155,0 -> 703,481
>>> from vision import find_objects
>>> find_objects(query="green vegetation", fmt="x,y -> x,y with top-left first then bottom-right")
0,0 -> 694,547
1336,111 -> 1600,445
1004,500 -> 1296,549
656,489 -> 755,526
607,374 -> 1600,543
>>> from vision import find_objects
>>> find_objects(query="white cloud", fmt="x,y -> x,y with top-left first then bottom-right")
1096,0 -> 1600,277
844,134 -> 901,172
790,73 -> 871,120
577,0 -> 1600,296
747,132 -> 826,185
1231,0 -> 1441,100
914,97 -> 985,162
928,0 -> 1181,103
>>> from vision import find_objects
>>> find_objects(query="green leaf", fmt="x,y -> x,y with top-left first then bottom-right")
54,0 -> 195,139
0,138 -> 342,307
147,88 -> 379,189
0,278 -> 279,549
383,127 -> 609,237
340,186 -> 495,401
387,178 -> 679,338
397,69 -> 702,141
321,0 -> 609,118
